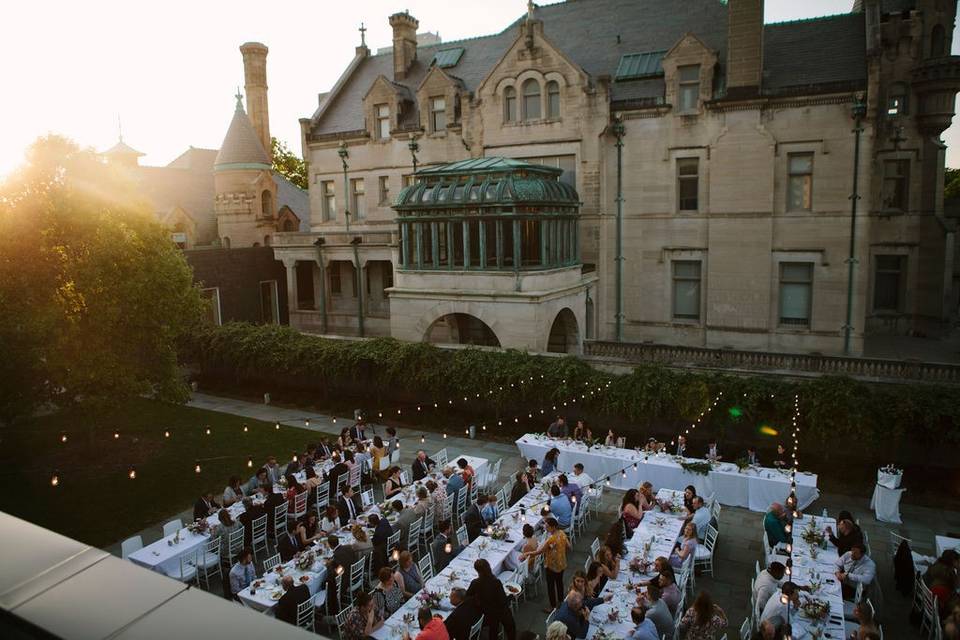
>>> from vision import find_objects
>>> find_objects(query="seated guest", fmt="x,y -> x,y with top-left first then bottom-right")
466,559 -> 510,640
604,522 -> 627,557
413,450 -> 436,481
570,463 -> 593,488
753,562 -> 786,611
337,484 -> 360,525
595,545 -> 620,582
637,481 -> 656,511
373,566 -> 405,619
759,581 -> 800,626
643,438 -> 659,453
586,562 -> 611,602
628,606 -> 659,640
845,600 -> 880,639
337,428 -> 354,450
446,468 -> 466,498
752,620 -> 782,640
638,582 -> 674,639
278,520 -> 301,562
384,466 -> 404,499
682,485 -> 697,513
480,493 -> 498,524
296,509 -> 322,546
397,550 -> 423,597
678,592 -> 728,639
428,479 -> 447,521
264,456 -> 282,484
772,443 -> 789,468
394,499 -> 419,542
319,505 -> 340,535
463,495 -> 486,541
925,549 -> 959,614
228,547 -> 256,599
525,459 -> 540,485
444,587 -> 481,640
349,418 -> 366,442
520,523 -> 538,569
546,622 -> 569,640
554,591 -> 589,639
432,519 -> 462,571
326,534 -> 356,583
303,465 -> 322,491
402,607 -> 448,640
262,482 -> 286,534
370,513 -> 392,572
217,509 -> 242,556
604,429 -> 617,447
275,574 -> 311,625
284,454 -> 301,477
345,592 -> 383,640
669,522 -> 698,569
657,566 -> 682,614
705,438 -> 722,461
558,474 -> 582,511
825,518 -> 864,556
243,467 -> 269,495
509,471 -> 530,506
621,489 -> 642,535
352,524 -> 373,555
547,415 -> 568,438
238,497 -> 264,547
542,448 -> 560,476
193,492 -> 220,522
316,440 -> 333,459
764,502 -> 789,547
413,486 -> 432,517
457,458 -> 476,488
326,455 -> 349,495
549,485 -> 573,528
834,543 -> 876,600
745,445 -> 760,466
222,476 -> 244,507
675,435 -> 687,457
689,496 -> 711,541
572,419 -> 592,442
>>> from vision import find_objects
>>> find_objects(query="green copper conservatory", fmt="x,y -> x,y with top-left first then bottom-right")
393,157 -> 581,271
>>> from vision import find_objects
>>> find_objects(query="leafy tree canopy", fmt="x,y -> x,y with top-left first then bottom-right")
271,137 -> 307,190
0,135 -> 206,423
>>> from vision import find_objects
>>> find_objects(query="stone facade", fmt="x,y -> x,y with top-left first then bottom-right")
272,0 -> 960,356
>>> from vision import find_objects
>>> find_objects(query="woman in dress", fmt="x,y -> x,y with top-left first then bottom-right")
521,523 -> 538,570
572,420 -> 593,442
542,448 -> 560,476
585,562 -> 608,603
372,566 -> 405,618
337,428 -> 354,450
351,524 -> 373,554
319,505 -> 340,535
303,465 -> 322,491
621,489 -> 643,536
396,550 -> 423,597
604,522 -> 626,557
595,545 -> 620,582
604,429 -> 617,446
370,436 -> 388,478
678,591 -> 728,640
284,473 -> 305,510
637,481 -> 656,512
669,521 -> 698,569
383,467 -> 403,499
344,592 -> 382,640
297,509 -> 322,546
682,485 -> 697,514
216,509 -> 241,556
222,476 -> 244,507
519,517 -> 570,613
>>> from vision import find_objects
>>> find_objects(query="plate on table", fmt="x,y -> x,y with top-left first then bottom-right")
504,582 -> 522,596
270,590 -> 283,601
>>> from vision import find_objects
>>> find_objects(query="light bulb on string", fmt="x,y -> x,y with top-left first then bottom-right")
205,427 -> 211,435
194,461 -> 201,473
417,406 -> 421,411
128,466 -> 137,480
397,409 -> 401,415
51,472 -> 60,487
304,419 -> 310,427
420,435 -> 426,444
113,431 -> 120,439
60,433 -> 68,443
164,430 -> 170,438
482,424 -> 487,431
247,456 -> 253,468
443,432 -> 448,439
275,422 -> 280,430
242,424 -> 248,433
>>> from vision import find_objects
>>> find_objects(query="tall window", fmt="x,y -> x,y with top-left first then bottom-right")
931,24 -> 946,57
882,160 -> 909,212
522,79 -> 541,121
874,255 -> 905,311
430,97 -> 446,132
321,181 -> 335,221
260,189 -> 273,217
672,261 -> 702,320
504,86 -> 517,122
779,262 -> 813,327
677,158 -> 699,211
787,153 -> 814,212
329,264 -> 342,295
887,83 -> 908,116
378,176 -> 390,205
677,65 -> 700,112
350,178 -> 365,220
375,104 -> 390,139
546,80 -> 560,119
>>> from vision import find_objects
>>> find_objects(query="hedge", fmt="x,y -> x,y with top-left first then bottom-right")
180,322 -> 960,449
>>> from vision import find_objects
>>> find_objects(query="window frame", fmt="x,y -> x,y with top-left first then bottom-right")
201,287 -> 222,326
881,159 -> 910,213
378,175 -> 390,206
522,79 -> 541,121
321,180 -> 336,222
375,103 -> 390,140
677,64 -> 701,113
430,96 -> 447,132
546,80 -> 560,119
504,86 -> 517,123
676,157 -> 699,212
872,254 -> 906,312
778,262 -> 814,328
329,263 -> 342,296
350,178 -> 365,220
786,152 -> 814,212
671,260 -> 702,321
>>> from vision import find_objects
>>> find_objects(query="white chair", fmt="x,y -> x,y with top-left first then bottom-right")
263,552 -> 282,574
291,491 -> 308,521
251,514 -> 268,562
545,608 -> 557,627
918,576 -> 938,638
495,489 -> 507,515
316,482 -> 331,510
347,558 -> 365,605
590,537 -> 601,559
296,597 -> 315,632
360,489 -> 374,508
163,519 -> 182,537
739,615 -> 751,640
435,449 -> 449,467
399,470 -> 410,486
468,614 -> 484,640
221,526 -> 245,569
456,524 -> 469,548
121,535 -> 142,560
349,465 -> 362,493
196,536 -> 221,590
573,500 -> 588,539
407,518 -> 423,559
583,555 -> 592,573
444,493 -> 456,524
335,605 -> 354,640
386,531 -> 401,569
694,524 -> 718,576
272,501 -> 288,544
422,508 -> 435,547
167,549 -> 198,584
418,552 -> 434,583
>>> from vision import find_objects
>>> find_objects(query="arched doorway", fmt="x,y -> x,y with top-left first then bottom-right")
547,308 -> 580,353
425,313 -> 500,347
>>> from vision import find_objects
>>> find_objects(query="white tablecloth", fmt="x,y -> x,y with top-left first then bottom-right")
936,535 -> 960,557
128,527 -> 210,575
870,484 -> 905,524
877,469 -> 902,489
516,435 -> 819,512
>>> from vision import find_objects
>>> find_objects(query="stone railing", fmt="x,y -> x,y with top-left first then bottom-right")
584,340 -> 960,384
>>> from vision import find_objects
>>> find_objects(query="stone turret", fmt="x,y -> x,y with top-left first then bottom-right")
240,42 -> 271,158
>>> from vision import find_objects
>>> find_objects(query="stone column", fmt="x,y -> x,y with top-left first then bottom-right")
478,220 -> 487,269
314,257 -> 328,333
282,259 -> 298,315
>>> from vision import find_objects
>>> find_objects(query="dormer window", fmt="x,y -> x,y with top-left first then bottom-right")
546,81 -> 560,119
522,79 -> 541,121
504,86 -> 517,122
430,96 -> 446,132
678,65 -> 700,112
375,104 -> 390,139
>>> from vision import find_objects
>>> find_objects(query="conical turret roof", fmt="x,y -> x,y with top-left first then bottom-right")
214,95 -> 271,171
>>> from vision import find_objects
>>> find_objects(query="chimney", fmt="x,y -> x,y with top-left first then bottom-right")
389,11 -> 419,80
240,42 -> 271,158
726,0 -> 764,97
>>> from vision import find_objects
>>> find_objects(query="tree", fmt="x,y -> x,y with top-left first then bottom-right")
945,167 -> 960,213
0,135 -> 206,423
271,137 -> 307,190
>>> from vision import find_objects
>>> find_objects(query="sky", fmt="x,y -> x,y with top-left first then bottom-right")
2,0 -> 958,177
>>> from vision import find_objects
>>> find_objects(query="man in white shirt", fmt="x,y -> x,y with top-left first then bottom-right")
229,547 -> 257,598
570,463 -> 594,488
753,562 -> 785,613
835,543 -> 876,599
689,496 -> 712,540
675,435 -> 687,457
759,581 -> 799,627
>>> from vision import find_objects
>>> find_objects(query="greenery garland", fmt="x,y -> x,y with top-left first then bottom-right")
679,461 -> 713,476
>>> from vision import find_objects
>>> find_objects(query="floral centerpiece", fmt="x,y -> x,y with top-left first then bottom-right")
606,607 -> 621,623
488,524 -> 510,540
279,476 -> 288,489
800,597 -> 830,621
187,520 -> 208,535
417,590 -> 445,609
541,480 -> 553,494
657,500 -> 685,515
628,556 -> 650,574
734,456 -> 751,472
297,551 -> 316,571
593,630 -> 615,640
447,570 -> 460,583
380,501 -> 393,516
880,464 -> 902,475
679,461 -> 712,476
807,571 -> 822,594
800,519 -> 825,547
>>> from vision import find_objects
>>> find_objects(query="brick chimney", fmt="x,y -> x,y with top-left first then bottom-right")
389,11 -> 419,80
726,0 -> 764,97
240,42 -> 271,158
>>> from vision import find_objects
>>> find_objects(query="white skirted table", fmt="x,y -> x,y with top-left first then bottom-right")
869,468 -> 905,524
516,434 -> 819,512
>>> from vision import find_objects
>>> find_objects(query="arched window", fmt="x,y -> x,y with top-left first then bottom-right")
222,237 -> 231,249
261,189 -> 273,217
546,80 -> 560,119
504,86 -> 517,122
931,24 -> 946,57
522,79 -> 541,121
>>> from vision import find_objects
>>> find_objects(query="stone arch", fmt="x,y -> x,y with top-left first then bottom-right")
415,302 -> 503,347
425,313 -> 501,347
261,189 -> 274,217
547,307 -> 580,354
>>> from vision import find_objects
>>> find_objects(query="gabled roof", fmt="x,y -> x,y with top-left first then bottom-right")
214,97 -> 271,171
273,171 -> 310,231
103,139 -> 145,158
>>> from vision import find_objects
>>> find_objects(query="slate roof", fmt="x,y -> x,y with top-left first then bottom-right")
310,0 -> 869,137
274,172 -> 311,231
215,98 -> 271,169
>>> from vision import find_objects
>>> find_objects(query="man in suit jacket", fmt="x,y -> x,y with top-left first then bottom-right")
412,450 -> 436,481
462,498 -> 485,542
278,521 -> 302,562
370,513 -> 393,572
744,446 -> 760,466
327,458 -> 349,496
675,435 -> 687,457
264,456 -> 282,484
237,497 -> 265,548
393,500 -> 418,544
431,519 -> 463,572
275,575 -> 311,625
193,492 -> 220,522
337,484 -> 361,525
444,588 -> 481,640
262,482 -> 286,535
349,420 -> 367,442
317,440 -> 333,459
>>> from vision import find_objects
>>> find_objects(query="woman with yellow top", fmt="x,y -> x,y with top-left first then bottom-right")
519,516 -> 571,613
369,436 -> 388,479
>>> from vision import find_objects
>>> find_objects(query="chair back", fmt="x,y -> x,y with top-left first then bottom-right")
445,493 -> 456,521
293,491 -> 308,519
263,552 -> 281,573
274,501 -> 288,532
545,609 -> 557,627
349,465 -> 362,492
435,449 -> 449,467
418,553 -> 434,582
496,490 -> 507,514
361,489 -> 374,508
489,458 -> 502,486
163,519 -> 182,537
456,525 -> 469,548
590,537 -> 601,559
121,536 -> 143,560
457,488 -> 468,514
468,615 -> 485,640
739,616 -> 751,640
252,514 -> 267,540
408,519 -> 422,548
400,470 -> 410,486
469,483 -> 479,505
335,606 -> 354,639
889,530 -> 911,561
703,524 -> 719,552
296,598 -> 314,631
616,436 -> 626,448
349,558 -> 365,593
317,482 -> 331,510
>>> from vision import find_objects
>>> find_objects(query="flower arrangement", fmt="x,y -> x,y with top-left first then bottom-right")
380,501 -> 393,515
187,520 -> 208,535
488,524 -> 510,540
807,571 -> 822,594
734,457 -> 750,472
541,480 -> 553,494
297,551 -> 316,571
800,519 -> 825,547
628,556 -> 649,573
658,500 -> 685,515
417,590 -> 445,609
593,630 -> 614,640
447,570 -> 460,583
679,461 -> 712,476
800,598 -> 830,621
880,464 -> 902,475
606,607 -> 621,623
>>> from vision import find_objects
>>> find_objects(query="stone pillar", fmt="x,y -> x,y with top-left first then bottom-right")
282,259 -> 298,314
314,258 -> 328,333
512,219 -> 521,269
479,221 -> 487,268
240,42 -> 271,157
541,219 -> 549,267
463,222 -> 471,269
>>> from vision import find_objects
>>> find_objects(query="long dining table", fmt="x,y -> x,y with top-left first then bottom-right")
516,434 -> 819,512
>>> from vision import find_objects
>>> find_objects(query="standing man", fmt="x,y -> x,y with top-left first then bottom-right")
349,417 -> 367,442
547,415 -> 568,439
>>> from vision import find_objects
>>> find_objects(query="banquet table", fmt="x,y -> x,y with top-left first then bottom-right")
127,527 -> 210,575
936,535 -> 960,557
516,434 -> 819,512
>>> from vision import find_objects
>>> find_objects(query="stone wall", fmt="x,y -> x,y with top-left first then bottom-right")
185,247 -> 288,325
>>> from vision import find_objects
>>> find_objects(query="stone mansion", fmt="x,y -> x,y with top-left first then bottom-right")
250,0 -> 960,356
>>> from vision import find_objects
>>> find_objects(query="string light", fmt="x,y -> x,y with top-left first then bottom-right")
51,472 -> 60,487
164,430 -> 170,438
275,422 -> 280,430
194,461 -> 201,473
304,419 -> 310,427
247,456 -> 254,468
420,435 -> 426,444
128,466 -> 137,480
205,427 -> 211,435
60,433 -> 68,443
113,431 -> 120,439
243,424 -> 248,433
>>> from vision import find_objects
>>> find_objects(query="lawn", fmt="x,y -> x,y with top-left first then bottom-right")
0,398 -> 329,547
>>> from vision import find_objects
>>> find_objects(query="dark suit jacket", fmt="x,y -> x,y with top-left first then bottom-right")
412,457 -> 435,481
466,575 -> 508,631
337,494 -> 361,526
318,443 -> 332,459
329,544 -> 356,575
327,463 -> 349,494
238,504 -> 265,547
463,504 -> 484,541
263,492 -> 286,533
278,531 -> 301,562
349,425 -> 365,441
431,533 -> 461,572
508,482 -> 528,507
193,497 -> 219,523
444,598 -> 482,640
275,584 -> 311,625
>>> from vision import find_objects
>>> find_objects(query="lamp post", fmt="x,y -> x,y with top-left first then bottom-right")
611,116 -> 626,343
338,140 -> 351,233
408,135 -> 420,175
843,94 -> 867,355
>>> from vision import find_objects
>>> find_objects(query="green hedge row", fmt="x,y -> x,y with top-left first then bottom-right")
181,322 -> 960,448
